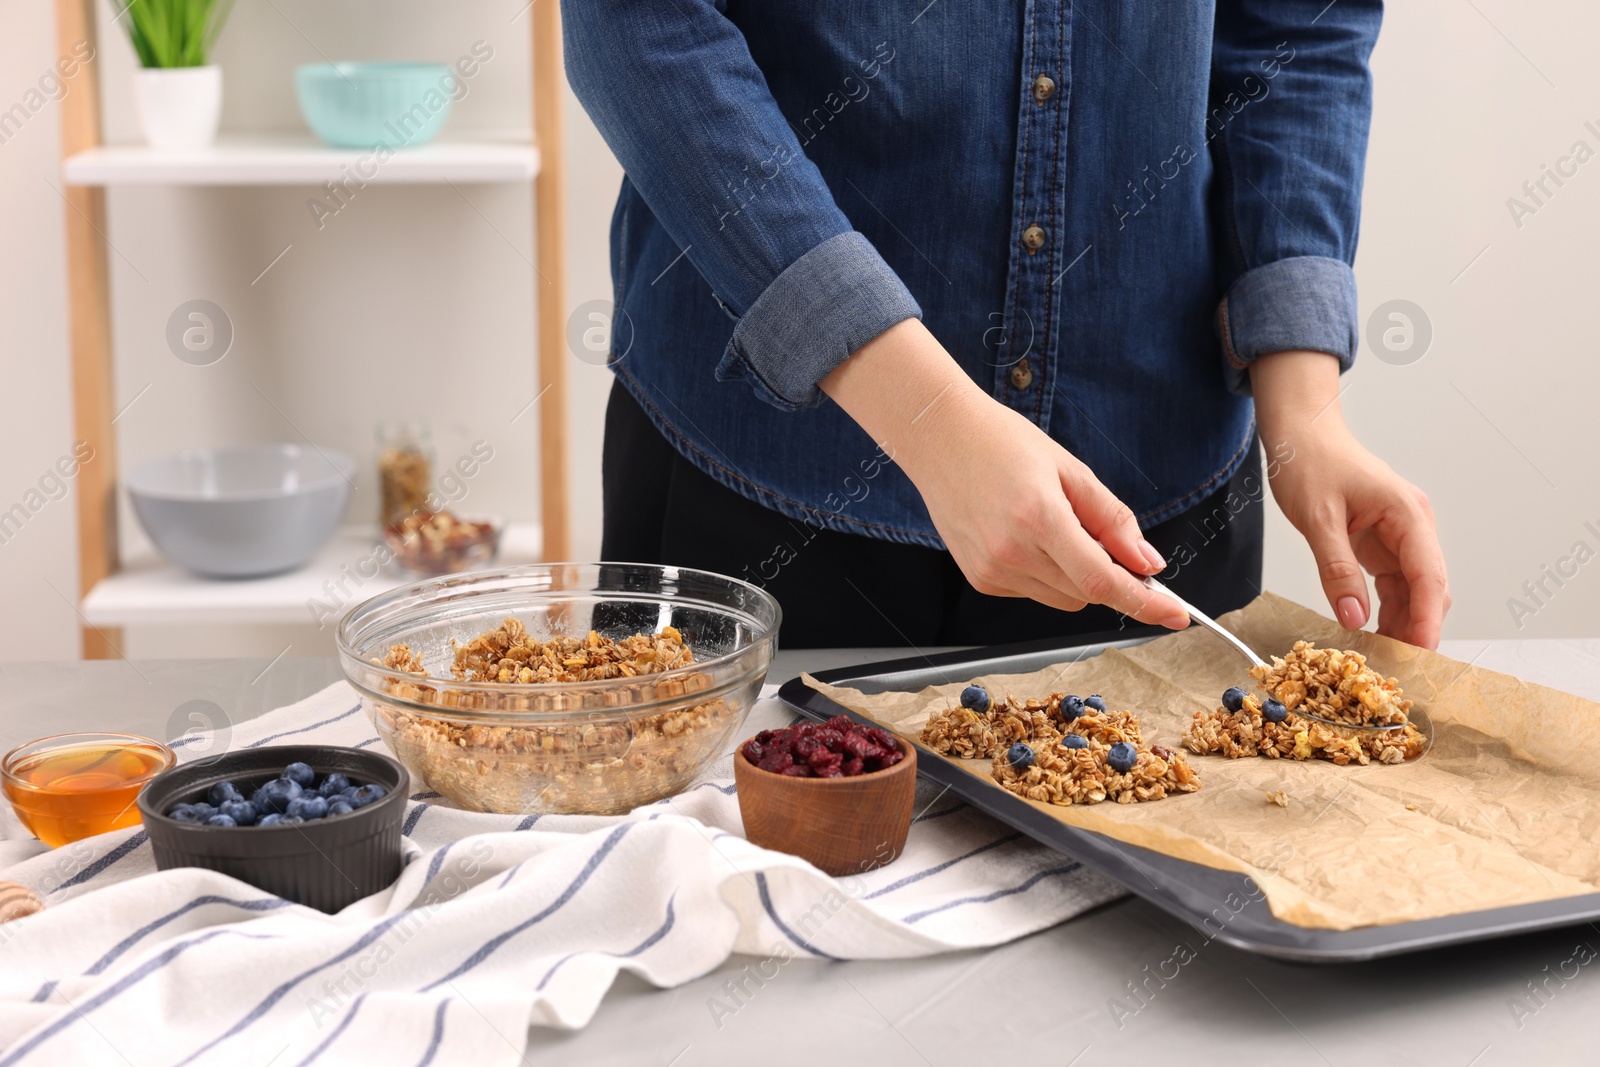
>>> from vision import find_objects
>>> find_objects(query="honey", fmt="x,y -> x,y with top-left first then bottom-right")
2,737 -> 173,848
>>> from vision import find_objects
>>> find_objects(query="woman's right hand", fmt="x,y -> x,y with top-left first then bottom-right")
821,319 -> 1191,629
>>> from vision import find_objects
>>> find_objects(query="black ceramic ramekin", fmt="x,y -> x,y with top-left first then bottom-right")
137,744 -> 408,913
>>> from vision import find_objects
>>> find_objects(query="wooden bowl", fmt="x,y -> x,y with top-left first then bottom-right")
734,736 -> 917,876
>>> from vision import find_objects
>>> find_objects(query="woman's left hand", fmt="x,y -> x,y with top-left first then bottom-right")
1252,351 -> 1451,649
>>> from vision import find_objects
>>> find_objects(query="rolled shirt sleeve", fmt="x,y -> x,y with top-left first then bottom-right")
714,232 -> 921,410
1208,0 -> 1381,394
563,0 -> 921,410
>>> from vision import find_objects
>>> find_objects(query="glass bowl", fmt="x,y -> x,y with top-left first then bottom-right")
337,563 -> 782,815
2,732 -> 175,847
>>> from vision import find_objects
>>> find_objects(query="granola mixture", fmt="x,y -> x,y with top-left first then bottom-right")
990,714 -> 1201,806
918,692 -> 1067,759
1184,690 -> 1427,766
374,619 -> 739,815
921,693 -> 1197,805
1250,640 -> 1412,727
1266,789 -> 1289,808
378,444 -> 430,526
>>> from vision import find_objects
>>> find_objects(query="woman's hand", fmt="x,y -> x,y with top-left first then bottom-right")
821,320 -> 1189,629
1252,351 -> 1451,648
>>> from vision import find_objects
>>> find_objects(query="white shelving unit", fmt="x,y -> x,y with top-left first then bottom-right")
53,0 -> 572,656
65,135 -> 540,186
81,523 -> 544,626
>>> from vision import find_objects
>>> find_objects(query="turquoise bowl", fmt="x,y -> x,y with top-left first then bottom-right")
295,63 -> 454,149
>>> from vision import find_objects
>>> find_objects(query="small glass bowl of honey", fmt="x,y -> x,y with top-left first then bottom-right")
2,733 -> 175,847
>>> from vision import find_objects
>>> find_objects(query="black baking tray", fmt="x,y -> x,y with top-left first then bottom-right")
779,630 -> 1600,963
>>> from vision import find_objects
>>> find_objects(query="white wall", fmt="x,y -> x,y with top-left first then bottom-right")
0,1 -> 1594,660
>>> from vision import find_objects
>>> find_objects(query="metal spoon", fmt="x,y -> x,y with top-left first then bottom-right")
1139,575 -> 1405,733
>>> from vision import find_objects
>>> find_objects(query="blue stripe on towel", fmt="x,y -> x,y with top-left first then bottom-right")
50,832 -> 148,894
514,814 -> 541,831
0,928 -> 251,1067
901,862 -> 1083,924
413,999 -> 452,1067
178,913 -> 419,1065
88,895 -> 293,975
754,872 -> 842,962
863,833 -> 1024,900
420,843 -> 456,892
294,992 -> 369,1067
353,737 -> 382,749
534,894 -> 677,992
244,703 -> 363,748
911,804 -> 965,824
402,804 -> 431,837
421,824 -> 633,992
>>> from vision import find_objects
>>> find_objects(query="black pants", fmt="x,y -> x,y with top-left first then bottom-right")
601,384 -> 1264,648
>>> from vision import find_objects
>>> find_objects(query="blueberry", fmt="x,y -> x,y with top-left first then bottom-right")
959,684 -> 991,714
258,778 -> 303,814
1222,687 -> 1248,713
349,783 -> 387,808
207,781 -> 242,807
339,786 -> 361,802
189,802 -> 218,819
287,795 -> 329,821
1062,695 -> 1086,720
205,814 -> 238,827
169,805 -> 205,823
219,800 -> 258,826
1006,743 -> 1035,771
326,800 -> 355,818
281,815 -> 305,825
1262,698 -> 1289,724
1085,694 -> 1107,712
1061,734 -> 1089,750
317,773 -> 352,798
282,762 -> 317,789
257,813 -> 285,827
1107,741 -> 1138,774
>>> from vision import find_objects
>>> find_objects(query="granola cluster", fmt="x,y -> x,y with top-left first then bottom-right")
1184,689 -> 1427,766
918,692 -> 1067,760
374,619 -> 739,815
446,617 -> 695,683
1250,640 -> 1412,727
990,718 -> 1201,806
921,693 -> 1198,805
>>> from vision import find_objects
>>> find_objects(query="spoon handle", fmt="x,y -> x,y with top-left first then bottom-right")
1140,575 -> 1267,669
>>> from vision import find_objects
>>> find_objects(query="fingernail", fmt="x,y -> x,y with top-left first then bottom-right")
1337,596 -> 1366,629
1139,540 -> 1166,573
1163,612 -> 1190,630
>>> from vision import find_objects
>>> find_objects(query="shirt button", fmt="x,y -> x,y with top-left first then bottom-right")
1032,74 -> 1057,104
1022,225 -> 1047,252
1009,360 -> 1034,389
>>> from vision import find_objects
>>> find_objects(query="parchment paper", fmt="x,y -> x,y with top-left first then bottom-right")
806,593 -> 1600,931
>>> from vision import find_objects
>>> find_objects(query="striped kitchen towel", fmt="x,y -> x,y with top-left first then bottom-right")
0,681 -> 1124,1066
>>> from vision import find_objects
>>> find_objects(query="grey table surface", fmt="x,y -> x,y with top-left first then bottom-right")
3,639 -> 1599,1066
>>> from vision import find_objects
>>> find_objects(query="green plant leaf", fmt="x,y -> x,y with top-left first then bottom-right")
114,0 -> 234,68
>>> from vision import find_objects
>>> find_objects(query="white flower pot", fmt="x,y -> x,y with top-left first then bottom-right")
133,66 -> 222,149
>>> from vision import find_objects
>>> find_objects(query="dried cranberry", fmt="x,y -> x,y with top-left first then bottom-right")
744,718 -> 903,777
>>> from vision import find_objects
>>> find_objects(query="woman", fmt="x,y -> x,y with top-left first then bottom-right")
565,1 -> 1450,649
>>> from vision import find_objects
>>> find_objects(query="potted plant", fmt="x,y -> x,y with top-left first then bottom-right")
114,0 -> 234,149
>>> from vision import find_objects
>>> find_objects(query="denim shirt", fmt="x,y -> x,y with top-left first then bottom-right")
565,1 -> 1378,547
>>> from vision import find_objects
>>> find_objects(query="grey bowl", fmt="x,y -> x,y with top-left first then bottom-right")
126,444 -> 356,578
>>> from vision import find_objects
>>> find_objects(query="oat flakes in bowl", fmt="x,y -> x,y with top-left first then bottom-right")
337,564 -> 781,816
